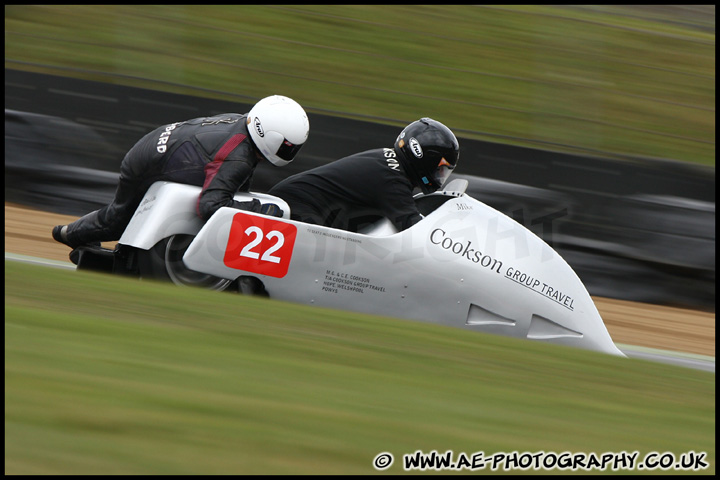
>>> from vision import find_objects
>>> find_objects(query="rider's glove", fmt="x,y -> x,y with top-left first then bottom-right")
234,198 -> 262,213
233,199 -> 284,218
259,203 -> 284,218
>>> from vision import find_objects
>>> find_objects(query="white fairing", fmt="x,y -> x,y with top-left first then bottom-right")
182,179 -> 625,356
118,181 -> 290,250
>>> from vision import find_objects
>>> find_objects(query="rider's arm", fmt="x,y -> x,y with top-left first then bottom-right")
380,178 -> 423,231
196,141 -> 260,221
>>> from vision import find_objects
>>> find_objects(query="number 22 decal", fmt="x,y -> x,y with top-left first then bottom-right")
224,212 -> 297,278
239,226 -> 284,263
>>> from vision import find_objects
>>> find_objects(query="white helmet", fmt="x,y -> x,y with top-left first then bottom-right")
246,95 -> 309,166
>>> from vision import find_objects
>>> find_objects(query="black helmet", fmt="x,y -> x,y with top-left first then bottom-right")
394,117 -> 459,194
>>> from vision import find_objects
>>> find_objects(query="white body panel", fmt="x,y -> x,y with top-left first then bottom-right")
181,181 -> 624,356
118,181 -> 290,250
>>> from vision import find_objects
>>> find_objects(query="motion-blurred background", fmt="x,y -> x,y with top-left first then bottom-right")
5,5 -> 715,310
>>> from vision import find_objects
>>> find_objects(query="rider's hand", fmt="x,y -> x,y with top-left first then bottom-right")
233,199 -> 284,218
234,198 -> 262,213
259,203 -> 284,218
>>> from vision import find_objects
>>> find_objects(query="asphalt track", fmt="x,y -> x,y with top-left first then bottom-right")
5,252 -> 714,374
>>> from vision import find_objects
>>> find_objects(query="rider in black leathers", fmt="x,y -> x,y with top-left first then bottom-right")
52,95 -> 309,249
268,117 -> 460,232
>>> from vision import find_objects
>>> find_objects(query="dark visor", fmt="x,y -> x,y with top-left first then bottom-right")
277,139 -> 304,161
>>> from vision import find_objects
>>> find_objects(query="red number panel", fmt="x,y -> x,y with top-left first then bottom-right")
223,212 -> 297,278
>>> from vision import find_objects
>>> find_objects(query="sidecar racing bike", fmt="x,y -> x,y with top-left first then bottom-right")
72,178 -> 625,357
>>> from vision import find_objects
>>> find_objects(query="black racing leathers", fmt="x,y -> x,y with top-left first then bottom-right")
268,148 -> 422,231
65,113 -> 262,246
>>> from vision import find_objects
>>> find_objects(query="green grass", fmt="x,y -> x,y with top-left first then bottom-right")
5,261 -> 715,474
4,5 -> 715,167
